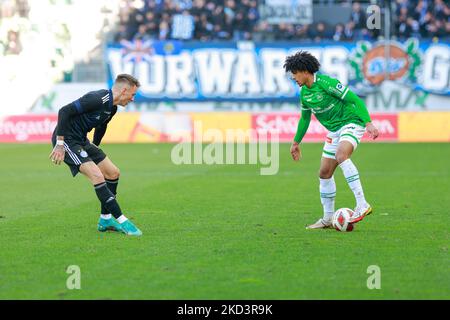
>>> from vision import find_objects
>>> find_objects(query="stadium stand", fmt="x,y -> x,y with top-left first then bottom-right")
0,0 -> 448,115
113,0 -> 449,42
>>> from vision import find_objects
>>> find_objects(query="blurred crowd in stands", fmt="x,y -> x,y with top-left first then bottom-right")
0,0 -> 74,82
0,0 -> 29,55
114,0 -> 450,43
1,0 -> 449,58
395,0 -> 449,39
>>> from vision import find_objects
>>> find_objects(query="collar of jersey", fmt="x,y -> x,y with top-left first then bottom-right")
313,73 -> 317,83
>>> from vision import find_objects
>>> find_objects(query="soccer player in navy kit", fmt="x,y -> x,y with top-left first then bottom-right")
49,74 -> 142,236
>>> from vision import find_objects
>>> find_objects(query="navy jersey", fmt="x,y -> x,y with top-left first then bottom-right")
54,89 -> 118,145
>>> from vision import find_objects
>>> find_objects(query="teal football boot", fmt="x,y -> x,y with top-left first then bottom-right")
121,220 -> 143,236
97,217 -> 124,233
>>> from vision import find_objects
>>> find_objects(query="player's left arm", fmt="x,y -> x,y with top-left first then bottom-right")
93,106 -> 117,146
342,90 -> 379,139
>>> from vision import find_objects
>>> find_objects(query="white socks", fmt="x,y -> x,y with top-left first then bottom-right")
320,177 -> 336,221
117,215 -> 128,224
100,214 -> 128,223
339,159 -> 367,207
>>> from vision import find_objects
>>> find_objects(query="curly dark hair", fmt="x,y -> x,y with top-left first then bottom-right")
283,51 -> 320,74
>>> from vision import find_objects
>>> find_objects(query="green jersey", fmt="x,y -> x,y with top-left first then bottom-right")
294,73 -> 372,143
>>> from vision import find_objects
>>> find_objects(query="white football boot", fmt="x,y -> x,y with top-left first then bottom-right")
306,218 -> 333,229
350,203 -> 373,224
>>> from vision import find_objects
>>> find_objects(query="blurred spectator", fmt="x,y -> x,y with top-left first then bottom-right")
413,0 -> 431,37
428,17 -> 447,38
125,7 -> 146,41
310,22 -> 331,41
253,20 -> 275,41
333,23 -> 345,41
194,12 -> 213,40
247,0 -> 259,30
432,0 -> 448,20
216,12 -> 234,40
144,0 -> 165,14
296,24 -> 311,40
211,5 -> 225,29
393,0 -> 449,40
396,6 -> 411,39
349,2 -> 367,30
224,0 -> 236,21
344,20 -> 355,40
114,23 -> 130,42
158,18 -> 171,40
348,2 -> 373,40
191,0 -> 206,18
275,23 -> 296,41
133,24 -> 153,41
114,0 -> 450,42
174,0 -> 193,10
4,30 -> 22,55
232,11 -> 248,41
144,11 -> 159,39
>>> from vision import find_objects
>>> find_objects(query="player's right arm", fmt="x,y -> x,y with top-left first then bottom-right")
50,92 -> 104,165
49,102 -> 78,165
291,108 -> 312,161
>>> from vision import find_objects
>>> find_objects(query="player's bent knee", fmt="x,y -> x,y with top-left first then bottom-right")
319,169 -> 333,179
104,167 -> 120,180
112,167 -> 120,179
335,153 -> 349,164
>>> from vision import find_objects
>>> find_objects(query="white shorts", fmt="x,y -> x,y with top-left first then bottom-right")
322,123 -> 366,159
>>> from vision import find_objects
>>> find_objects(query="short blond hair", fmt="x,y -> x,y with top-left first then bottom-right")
115,74 -> 141,88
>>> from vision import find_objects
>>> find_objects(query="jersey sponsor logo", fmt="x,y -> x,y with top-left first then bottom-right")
326,137 -> 332,144
310,104 -> 335,114
336,83 -> 345,92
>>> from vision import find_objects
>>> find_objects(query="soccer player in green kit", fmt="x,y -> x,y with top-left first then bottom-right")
284,51 -> 379,229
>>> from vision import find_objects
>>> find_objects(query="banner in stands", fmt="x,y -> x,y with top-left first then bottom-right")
106,39 -> 450,103
258,0 -> 313,25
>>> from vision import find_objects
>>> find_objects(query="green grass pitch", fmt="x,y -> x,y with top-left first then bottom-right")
0,142 -> 448,299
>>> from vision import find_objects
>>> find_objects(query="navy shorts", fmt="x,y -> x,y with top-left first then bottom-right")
51,137 -> 107,177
